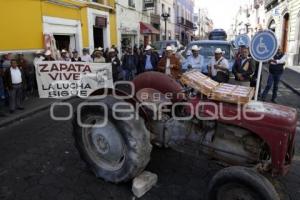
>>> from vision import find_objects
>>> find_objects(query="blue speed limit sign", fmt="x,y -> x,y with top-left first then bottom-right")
250,30 -> 278,62
235,34 -> 250,47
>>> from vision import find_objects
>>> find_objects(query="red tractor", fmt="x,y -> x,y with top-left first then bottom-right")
73,72 -> 298,200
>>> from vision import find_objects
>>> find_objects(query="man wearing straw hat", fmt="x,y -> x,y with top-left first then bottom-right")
208,48 -> 230,83
43,50 -> 55,61
141,45 -> 159,73
92,47 -> 106,63
157,46 -> 181,80
183,45 -> 204,73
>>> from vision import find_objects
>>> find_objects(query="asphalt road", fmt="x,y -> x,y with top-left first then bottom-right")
0,72 -> 300,200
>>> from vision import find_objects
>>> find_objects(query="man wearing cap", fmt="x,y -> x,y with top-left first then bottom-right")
141,45 -> 159,73
208,48 -> 230,83
232,46 -> 253,87
71,50 -> 82,62
81,48 -> 93,62
183,45 -> 204,72
157,46 -> 181,79
43,50 -> 55,61
92,47 -> 106,63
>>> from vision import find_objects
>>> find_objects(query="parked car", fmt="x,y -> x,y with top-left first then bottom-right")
209,29 -> 227,41
182,40 -> 235,74
153,40 -> 184,57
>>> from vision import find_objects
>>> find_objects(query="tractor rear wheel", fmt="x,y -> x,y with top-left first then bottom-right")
73,96 -> 152,183
208,166 -> 280,200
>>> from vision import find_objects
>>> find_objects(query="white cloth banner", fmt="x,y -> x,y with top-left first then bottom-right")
35,61 -> 114,98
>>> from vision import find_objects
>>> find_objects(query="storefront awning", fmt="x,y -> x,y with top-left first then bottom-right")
140,22 -> 160,35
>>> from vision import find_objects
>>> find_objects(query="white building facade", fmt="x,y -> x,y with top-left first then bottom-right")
265,0 -> 300,66
116,0 -> 162,52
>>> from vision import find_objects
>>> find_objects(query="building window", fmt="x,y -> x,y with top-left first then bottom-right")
91,0 -> 107,4
129,0 -> 135,8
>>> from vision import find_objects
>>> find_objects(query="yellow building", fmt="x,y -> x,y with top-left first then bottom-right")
0,0 -> 117,54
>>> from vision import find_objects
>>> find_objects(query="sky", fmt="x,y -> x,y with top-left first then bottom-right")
195,0 -> 249,31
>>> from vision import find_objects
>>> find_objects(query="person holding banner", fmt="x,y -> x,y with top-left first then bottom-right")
107,48 -> 121,82
71,50 -> 82,62
60,49 -> 71,62
81,48 -> 93,62
43,50 -> 55,61
4,59 -> 26,113
92,47 -> 106,63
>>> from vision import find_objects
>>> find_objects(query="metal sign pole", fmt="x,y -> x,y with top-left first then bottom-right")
255,61 -> 263,101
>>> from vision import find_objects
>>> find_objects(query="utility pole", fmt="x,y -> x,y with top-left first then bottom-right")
161,12 -> 170,40
198,8 -> 201,39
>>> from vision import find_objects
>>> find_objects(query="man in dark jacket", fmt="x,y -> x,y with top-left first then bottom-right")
107,48 -> 121,82
232,47 -> 253,87
4,59 -> 26,113
141,45 -> 159,72
261,47 -> 286,103
121,47 -> 139,81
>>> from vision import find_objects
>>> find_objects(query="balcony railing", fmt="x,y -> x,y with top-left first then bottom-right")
185,19 -> 194,29
90,0 -> 111,7
265,0 -> 278,9
177,17 -> 194,29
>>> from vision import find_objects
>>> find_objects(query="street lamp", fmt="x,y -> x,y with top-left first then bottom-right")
161,12 -> 170,40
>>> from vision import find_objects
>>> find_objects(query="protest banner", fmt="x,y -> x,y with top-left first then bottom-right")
35,61 -> 114,98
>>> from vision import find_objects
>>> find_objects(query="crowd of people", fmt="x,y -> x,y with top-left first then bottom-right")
0,42 -> 286,117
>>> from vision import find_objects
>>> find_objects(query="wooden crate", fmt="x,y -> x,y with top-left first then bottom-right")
180,70 -> 219,96
208,83 -> 255,104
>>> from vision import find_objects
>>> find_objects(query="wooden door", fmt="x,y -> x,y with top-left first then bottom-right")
282,14 -> 289,53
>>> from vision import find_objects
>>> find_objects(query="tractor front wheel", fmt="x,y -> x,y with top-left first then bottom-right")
208,166 -> 280,200
73,96 -> 152,183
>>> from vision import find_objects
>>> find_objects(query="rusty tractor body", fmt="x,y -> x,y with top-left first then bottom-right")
73,71 -> 298,200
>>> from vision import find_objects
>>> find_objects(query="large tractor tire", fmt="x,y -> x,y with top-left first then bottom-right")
73,96 -> 152,183
208,166 -> 280,200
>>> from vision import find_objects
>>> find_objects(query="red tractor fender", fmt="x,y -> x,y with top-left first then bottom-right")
133,71 -> 184,103
188,97 -> 298,176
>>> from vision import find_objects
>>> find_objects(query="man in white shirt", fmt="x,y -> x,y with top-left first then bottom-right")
4,59 -> 25,113
183,45 -> 204,72
208,48 -> 230,83
81,48 -> 93,62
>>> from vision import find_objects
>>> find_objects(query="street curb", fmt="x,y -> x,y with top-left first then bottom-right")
0,97 -> 77,129
280,79 -> 300,97
0,101 -> 54,129
263,68 -> 300,97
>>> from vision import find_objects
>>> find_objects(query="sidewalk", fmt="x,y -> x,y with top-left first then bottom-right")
281,66 -> 300,96
0,96 -> 57,128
